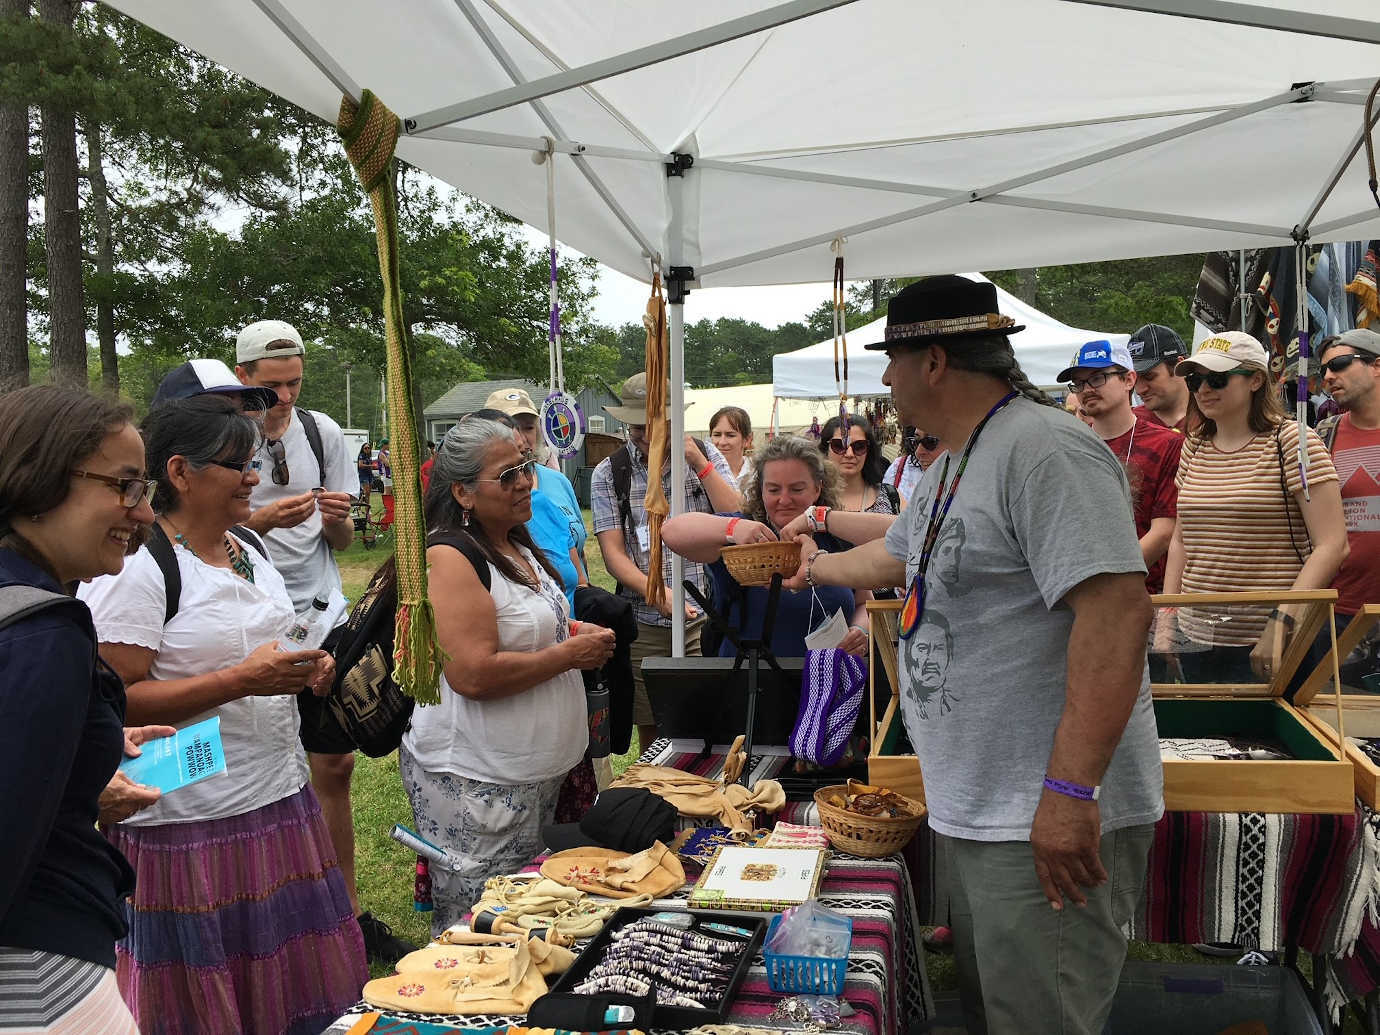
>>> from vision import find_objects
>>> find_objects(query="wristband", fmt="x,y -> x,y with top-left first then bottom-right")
1267,608 -> 1296,632
806,506 -> 830,533
850,624 -> 868,635
570,621 -> 582,636
1043,776 -> 1099,802
725,516 -> 741,542
696,461 -> 713,480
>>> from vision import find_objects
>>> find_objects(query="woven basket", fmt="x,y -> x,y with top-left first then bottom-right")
721,541 -> 801,587
813,783 -> 926,858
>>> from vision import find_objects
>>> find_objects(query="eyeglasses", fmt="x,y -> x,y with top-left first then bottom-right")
72,470 -> 156,509
828,438 -> 868,457
477,458 -> 537,490
918,435 -> 941,451
1184,368 -> 1253,393
1067,370 -> 1123,393
204,456 -> 257,475
265,438 -> 289,486
1321,352 -> 1375,375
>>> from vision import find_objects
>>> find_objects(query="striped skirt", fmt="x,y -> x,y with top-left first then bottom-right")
105,785 -> 367,1035
0,950 -> 137,1034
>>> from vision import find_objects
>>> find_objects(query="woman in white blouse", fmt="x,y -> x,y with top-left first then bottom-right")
403,419 -> 615,933
79,395 -> 366,1034
709,406 -> 754,495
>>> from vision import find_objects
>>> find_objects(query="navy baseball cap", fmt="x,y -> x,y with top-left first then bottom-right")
1057,339 -> 1136,383
152,359 -> 277,412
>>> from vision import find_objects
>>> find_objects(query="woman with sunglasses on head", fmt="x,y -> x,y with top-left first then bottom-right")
0,386 -> 164,1034
1163,332 -> 1347,686
661,435 -> 872,659
818,414 -> 899,516
78,395 -> 367,1034
402,419 -> 615,933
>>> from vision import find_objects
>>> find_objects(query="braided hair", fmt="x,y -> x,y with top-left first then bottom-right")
938,334 -> 1063,409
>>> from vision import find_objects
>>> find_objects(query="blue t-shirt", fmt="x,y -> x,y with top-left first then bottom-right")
707,522 -> 855,659
528,491 -> 580,608
535,466 -> 586,560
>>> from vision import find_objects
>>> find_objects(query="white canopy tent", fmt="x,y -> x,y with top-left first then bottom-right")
105,0 -> 1380,652
772,275 -> 1131,397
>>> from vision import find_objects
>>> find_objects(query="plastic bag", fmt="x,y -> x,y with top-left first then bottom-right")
766,900 -> 851,958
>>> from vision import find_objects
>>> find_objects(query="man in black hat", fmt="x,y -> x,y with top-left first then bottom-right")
1127,323 -> 1192,434
792,276 -> 1162,1035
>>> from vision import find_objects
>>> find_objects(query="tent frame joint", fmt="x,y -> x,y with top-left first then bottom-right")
1291,81 -> 1317,103
666,265 -> 696,304
666,152 -> 695,177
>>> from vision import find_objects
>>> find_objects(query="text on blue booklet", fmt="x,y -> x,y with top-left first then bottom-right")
119,716 -> 226,793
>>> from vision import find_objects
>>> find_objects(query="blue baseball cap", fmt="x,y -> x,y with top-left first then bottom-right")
1057,339 -> 1136,383
152,359 -> 277,412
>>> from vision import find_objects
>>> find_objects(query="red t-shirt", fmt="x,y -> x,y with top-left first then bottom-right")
1329,415 -> 1380,615
1133,404 -> 1189,436
1102,415 -> 1184,593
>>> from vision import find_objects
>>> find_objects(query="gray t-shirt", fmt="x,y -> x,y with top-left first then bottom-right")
883,398 -> 1163,841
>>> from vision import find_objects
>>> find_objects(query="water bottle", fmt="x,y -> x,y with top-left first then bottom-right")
279,597 -> 330,652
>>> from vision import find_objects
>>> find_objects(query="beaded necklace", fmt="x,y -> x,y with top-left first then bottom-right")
163,518 -> 255,584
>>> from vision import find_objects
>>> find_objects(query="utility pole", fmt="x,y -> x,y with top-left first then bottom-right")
343,362 -> 353,427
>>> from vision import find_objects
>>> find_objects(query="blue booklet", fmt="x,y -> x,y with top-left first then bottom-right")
118,716 -> 226,793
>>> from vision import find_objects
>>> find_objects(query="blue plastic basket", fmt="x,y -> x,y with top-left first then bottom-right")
763,913 -> 851,996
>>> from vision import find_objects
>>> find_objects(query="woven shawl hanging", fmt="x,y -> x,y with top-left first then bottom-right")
336,90 -> 445,705
642,274 -> 670,612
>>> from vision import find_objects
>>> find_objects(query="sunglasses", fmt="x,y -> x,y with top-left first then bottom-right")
72,470 -> 157,509
1184,368 -> 1254,393
478,458 -> 537,490
265,438 -> 289,486
205,456 -> 257,475
919,435 -> 941,451
828,438 -> 868,457
1067,370 -> 1122,393
1321,352 -> 1374,375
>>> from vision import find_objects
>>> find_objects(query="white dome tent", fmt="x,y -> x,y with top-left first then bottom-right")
772,274 -> 1130,398
101,0 -> 1380,650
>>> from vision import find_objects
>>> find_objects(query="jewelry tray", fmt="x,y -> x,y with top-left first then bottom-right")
547,906 -> 768,1028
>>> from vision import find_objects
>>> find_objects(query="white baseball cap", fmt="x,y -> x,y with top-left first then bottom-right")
236,320 -> 306,364
1177,330 -> 1270,375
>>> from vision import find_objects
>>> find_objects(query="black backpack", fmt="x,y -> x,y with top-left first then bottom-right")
145,522 -> 268,623
293,406 -> 327,487
316,531 -> 490,757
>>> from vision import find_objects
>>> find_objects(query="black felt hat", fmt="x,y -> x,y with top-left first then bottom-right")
542,787 -> 677,853
862,275 -> 1024,351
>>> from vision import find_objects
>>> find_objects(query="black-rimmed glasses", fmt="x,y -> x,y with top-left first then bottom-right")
265,438 -> 289,485
828,438 -> 868,457
204,456 -> 257,475
919,435 -> 941,451
1067,370 -> 1122,393
477,459 -> 537,490
1321,353 -> 1375,375
71,470 -> 156,509
1184,368 -> 1253,393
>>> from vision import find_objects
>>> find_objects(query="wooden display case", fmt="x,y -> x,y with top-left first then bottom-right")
1151,590 -> 1353,814
1294,604 -> 1380,808
865,600 -> 925,805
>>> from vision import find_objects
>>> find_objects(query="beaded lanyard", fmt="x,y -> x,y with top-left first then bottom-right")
898,390 -> 1017,639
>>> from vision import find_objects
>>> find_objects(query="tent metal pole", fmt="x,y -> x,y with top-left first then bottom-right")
982,195 -> 1291,237
447,0 -> 662,262
700,87 -> 1306,278
693,159 -> 965,199
1309,209 -> 1380,238
1292,239 -> 1310,501
1239,250 -> 1247,332
1297,120 -> 1375,234
247,0 -> 359,101
1057,0 -> 1380,46
666,162 -> 692,659
409,0 -> 860,131
418,126 -> 670,163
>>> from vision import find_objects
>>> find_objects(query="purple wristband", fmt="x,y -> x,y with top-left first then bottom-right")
1043,776 -> 1100,802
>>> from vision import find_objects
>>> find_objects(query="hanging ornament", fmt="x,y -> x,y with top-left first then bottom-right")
832,237 -> 850,432
535,138 -> 585,460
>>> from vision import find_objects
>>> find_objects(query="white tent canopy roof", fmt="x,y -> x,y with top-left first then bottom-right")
109,0 -> 1380,287
772,274 -> 1130,397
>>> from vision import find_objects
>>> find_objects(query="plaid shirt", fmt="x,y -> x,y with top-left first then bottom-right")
591,440 -> 732,627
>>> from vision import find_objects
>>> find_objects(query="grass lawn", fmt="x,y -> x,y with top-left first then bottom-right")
339,510 -> 1365,1029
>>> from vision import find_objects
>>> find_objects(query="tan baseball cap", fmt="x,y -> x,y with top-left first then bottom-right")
484,387 -> 540,419
1176,330 -> 1269,375
236,320 -> 305,364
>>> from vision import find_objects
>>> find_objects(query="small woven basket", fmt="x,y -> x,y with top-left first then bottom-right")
721,541 -> 801,587
814,784 -> 926,858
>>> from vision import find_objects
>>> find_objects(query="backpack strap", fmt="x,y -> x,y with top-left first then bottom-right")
145,523 -> 182,625
0,585 -> 72,634
1316,413 -> 1342,453
229,524 -> 267,558
428,530 -> 492,592
880,482 -> 901,513
295,407 -> 327,487
609,444 -> 634,545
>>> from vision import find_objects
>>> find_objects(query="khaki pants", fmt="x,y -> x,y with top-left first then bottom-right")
629,617 -> 704,728
942,823 -> 1154,1035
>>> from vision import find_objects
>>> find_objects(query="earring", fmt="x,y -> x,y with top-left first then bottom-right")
29,514 -> 41,522
461,508 -> 470,528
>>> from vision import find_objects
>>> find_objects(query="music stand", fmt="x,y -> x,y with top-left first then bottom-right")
683,575 -> 784,786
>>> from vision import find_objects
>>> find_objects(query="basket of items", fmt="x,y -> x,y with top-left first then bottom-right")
814,780 -> 926,858
763,903 -> 852,996
720,541 -> 801,587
